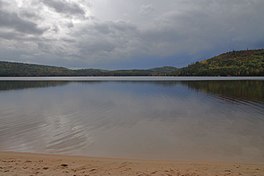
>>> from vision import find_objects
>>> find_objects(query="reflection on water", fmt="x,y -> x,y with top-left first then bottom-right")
183,81 -> 264,102
0,80 -> 264,162
0,81 -> 68,91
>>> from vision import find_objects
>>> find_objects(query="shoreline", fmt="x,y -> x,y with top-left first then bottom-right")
1,151 -> 263,176
1,76 -> 264,82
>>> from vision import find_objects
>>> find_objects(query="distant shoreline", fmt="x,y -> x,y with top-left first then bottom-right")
1,49 -> 264,76
1,151 -> 264,176
0,76 -> 264,81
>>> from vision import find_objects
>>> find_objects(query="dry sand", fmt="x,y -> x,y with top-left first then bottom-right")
0,152 -> 264,176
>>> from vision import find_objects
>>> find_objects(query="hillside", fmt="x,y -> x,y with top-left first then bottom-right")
0,61 -> 178,76
0,49 -> 264,76
0,61 -> 73,76
179,49 -> 264,76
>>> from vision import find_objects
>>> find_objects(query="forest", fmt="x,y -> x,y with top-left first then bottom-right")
1,49 -> 263,76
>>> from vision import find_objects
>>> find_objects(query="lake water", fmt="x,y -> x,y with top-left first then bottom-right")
0,77 -> 264,162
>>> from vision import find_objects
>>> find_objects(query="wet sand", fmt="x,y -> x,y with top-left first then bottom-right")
0,152 -> 264,176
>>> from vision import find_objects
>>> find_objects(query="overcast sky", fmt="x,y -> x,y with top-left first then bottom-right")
1,0 -> 264,69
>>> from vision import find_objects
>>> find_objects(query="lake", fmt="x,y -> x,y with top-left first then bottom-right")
0,77 -> 264,162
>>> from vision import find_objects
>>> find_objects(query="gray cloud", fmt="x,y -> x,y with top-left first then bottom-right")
18,10 -> 42,21
140,4 -> 154,15
40,0 -> 86,17
73,21 -> 139,63
0,11 -> 46,34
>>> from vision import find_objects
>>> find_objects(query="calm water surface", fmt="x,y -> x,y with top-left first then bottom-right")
0,77 -> 264,162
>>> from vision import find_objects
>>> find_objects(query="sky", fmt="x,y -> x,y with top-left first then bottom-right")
1,0 -> 264,69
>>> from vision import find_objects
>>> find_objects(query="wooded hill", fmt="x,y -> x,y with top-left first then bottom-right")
179,49 -> 264,76
0,49 -> 263,76
0,61 -> 178,76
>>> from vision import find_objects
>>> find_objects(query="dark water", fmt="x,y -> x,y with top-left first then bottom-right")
0,78 -> 264,162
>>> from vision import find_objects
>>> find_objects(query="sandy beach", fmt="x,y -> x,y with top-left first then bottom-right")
0,152 -> 263,176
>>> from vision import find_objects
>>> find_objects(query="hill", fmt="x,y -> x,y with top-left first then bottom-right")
179,49 -> 264,76
0,49 -> 264,76
0,61 -> 73,76
0,61 -> 178,76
